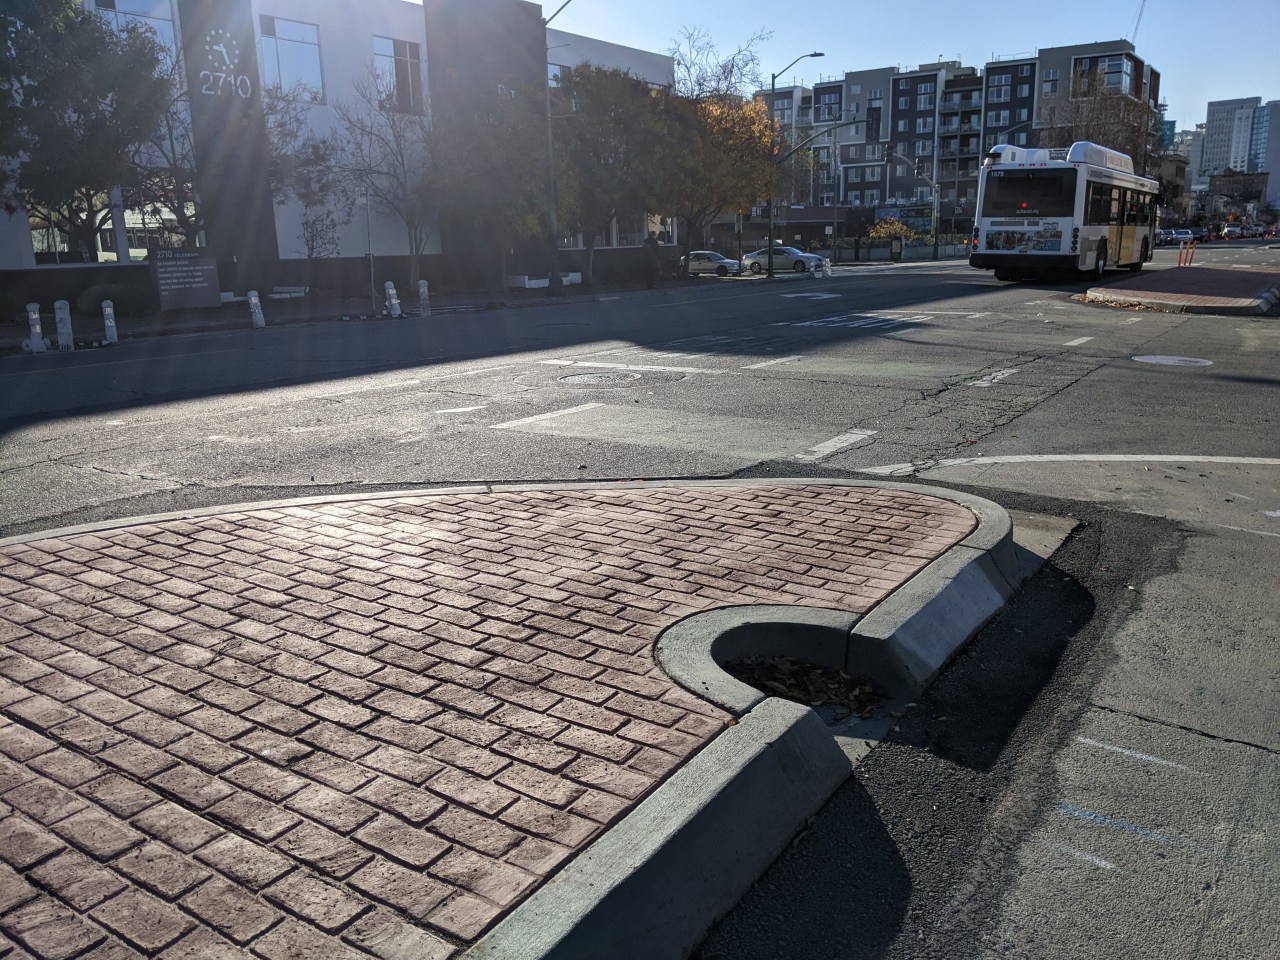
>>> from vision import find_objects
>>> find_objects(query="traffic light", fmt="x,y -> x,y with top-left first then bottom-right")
915,160 -> 924,178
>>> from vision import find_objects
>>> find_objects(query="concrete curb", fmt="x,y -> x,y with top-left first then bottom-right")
464,698 -> 850,960
1082,282 -> 1280,315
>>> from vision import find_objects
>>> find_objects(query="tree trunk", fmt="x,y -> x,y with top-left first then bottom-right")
584,234 -> 597,286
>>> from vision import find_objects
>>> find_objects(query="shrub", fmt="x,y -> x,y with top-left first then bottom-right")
74,283 -> 158,319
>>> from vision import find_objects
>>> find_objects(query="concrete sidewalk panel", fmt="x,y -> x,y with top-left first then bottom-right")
465,697 -> 850,960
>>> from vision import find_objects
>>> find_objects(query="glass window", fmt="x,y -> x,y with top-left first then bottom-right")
898,97 -> 909,110
865,168 -> 881,182
897,119 -> 909,132
1016,108 -> 1029,122
988,87 -> 1010,104
982,169 -> 1078,218
1017,84 -> 1029,98
261,16 -> 324,101
987,110 -> 1010,127
1042,79 -> 1059,96
917,93 -> 934,110
916,117 -> 934,133
96,0 -> 176,55
990,74 -> 1011,86
919,82 -> 935,94
373,35 -> 423,112
1019,64 -> 1031,76
865,189 -> 880,205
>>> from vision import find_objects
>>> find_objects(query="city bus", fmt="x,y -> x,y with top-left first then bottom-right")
969,141 -> 1158,282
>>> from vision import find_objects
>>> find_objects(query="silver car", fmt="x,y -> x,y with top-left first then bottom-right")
680,250 -> 744,276
741,246 -> 825,274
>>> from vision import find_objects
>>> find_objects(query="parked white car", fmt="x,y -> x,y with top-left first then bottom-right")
679,250 -> 744,276
741,246 -> 825,274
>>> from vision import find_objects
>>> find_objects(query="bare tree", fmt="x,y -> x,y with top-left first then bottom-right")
669,25 -> 769,99
333,68 -> 432,287
1038,71 -> 1164,176
126,49 -> 201,250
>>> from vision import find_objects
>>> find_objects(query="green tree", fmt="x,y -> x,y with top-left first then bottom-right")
429,91 -> 546,290
659,28 -> 775,270
553,66 -> 666,285
4,6 -> 167,259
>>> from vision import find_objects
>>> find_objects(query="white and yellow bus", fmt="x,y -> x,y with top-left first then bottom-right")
969,141 -> 1158,282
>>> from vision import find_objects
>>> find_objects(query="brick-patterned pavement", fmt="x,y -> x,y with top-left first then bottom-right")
1094,263 -> 1280,310
0,484 -> 976,958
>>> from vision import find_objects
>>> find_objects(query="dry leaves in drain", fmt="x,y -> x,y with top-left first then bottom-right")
724,655 -> 883,720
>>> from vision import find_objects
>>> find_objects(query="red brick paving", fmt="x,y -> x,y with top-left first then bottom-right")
1098,263 -> 1280,309
0,484 -> 975,957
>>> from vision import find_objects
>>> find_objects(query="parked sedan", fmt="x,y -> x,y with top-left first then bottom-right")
679,250 -> 743,276
741,246 -> 825,274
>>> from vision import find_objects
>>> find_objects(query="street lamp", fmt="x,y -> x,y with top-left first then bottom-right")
543,0 -> 576,296
767,51 -> 824,278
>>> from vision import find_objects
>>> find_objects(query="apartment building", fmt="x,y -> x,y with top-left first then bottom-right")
759,38 -> 1164,247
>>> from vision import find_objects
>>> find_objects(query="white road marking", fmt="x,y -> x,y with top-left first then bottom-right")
1122,317 -> 1143,324
490,403 -> 604,429
792,429 -> 878,462
434,405 -> 489,413
1034,838 -> 1121,873
742,356 -> 803,369
1064,337 -> 1094,346
968,368 -> 1019,387
863,454 -> 1280,476
1210,524 -> 1280,539
1076,737 -> 1192,771
781,292 -> 841,300
539,359 -> 726,375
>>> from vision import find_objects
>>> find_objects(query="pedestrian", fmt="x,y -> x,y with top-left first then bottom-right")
643,231 -> 660,289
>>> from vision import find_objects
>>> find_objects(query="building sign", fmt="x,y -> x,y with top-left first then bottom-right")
153,249 -> 221,310
176,0 -> 278,267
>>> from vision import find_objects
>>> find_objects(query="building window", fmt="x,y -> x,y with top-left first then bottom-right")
898,97 -> 909,110
847,145 -> 860,160
990,74 -> 1011,86
899,78 -> 910,89
817,91 -> 841,120
988,87 -> 1010,104
864,189 -> 880,205
897,119 -> 909,132
96,0 -> 176,53
895,164 -> 907,177
919,82 -> 935,94
865,167 -> 881,182
373,36 -> 422,112
987,110 -> 1010,127
548,63 -> 565,86
1014,131 -> 1027,145
1016,108 -> 1029,122
916,117 -> 934,133
917,93 -> 934,110
866,144 -> 883,160
1019,64 -> 1031,76
915,186 -> 931,201
869,88 -> 882,100
848,168 -> 861,183
1017,84 -> 1029,98
260,16 -> 324,101
914,140 -> 932,156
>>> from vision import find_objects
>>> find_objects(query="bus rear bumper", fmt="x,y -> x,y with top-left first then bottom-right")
969,253 -> 1079,273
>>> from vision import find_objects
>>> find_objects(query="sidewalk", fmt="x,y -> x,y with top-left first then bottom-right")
0,480 -> 1024,959
1084,262 -> 1280,314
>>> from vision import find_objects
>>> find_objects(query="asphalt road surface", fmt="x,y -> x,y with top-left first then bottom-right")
2,241 -> 1278,958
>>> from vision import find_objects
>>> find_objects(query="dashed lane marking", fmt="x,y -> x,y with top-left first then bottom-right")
792,429 -> 878,462
538,359 -> 727,375
968,368 -> 1019,387
490,402 -> 604,429
742,355 -> 804,369
1064,337 -> 1095,346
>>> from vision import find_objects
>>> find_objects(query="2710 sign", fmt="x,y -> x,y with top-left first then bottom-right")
199,28 -> 253,98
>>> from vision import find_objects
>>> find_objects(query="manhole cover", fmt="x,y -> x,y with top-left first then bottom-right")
1132,355 -> 1213,366
558,371 -> 642,385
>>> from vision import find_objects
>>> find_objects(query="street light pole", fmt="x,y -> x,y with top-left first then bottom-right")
542,0 -> 576,297
767,51 -> 823,278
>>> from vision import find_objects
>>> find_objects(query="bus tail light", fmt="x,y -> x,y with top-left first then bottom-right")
1071,226 -> 1079,253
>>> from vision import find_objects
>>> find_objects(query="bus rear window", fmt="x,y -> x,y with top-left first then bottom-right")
982,169 -> 1077,218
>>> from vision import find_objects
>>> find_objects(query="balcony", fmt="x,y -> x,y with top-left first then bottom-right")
940,95 -> 983,112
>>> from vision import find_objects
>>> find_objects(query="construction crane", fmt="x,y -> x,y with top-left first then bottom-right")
1128,0 -> 1147,41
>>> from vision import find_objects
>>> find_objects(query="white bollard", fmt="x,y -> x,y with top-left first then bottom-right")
384,281 -> 402,318
102,300 -> 118,345
822,259 -> 833,278
248,290 -> 265,328
26,303 -> 46,354
54,300 -> 74,351
418,280 -> 430,318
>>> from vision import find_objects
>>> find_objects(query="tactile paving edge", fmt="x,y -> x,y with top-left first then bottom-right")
465,481 -> 1021,960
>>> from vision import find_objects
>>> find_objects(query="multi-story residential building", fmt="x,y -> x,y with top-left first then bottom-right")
981,55 -> 1037,150
938,68 -> 983,234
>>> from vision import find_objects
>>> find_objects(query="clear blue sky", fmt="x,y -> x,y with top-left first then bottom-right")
536,0 -> 1278,129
